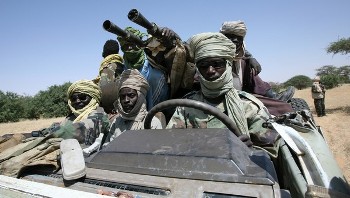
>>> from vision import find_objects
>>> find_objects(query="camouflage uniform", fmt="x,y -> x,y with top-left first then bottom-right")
96,40 -> 125,86
99,62 -> 125,87
166,91 -> 280,157
167,32 -> 280,157
43,107 -> 110,149
108,115 -> 162,140
0,107 -> 110,177
0,80 -> 111,176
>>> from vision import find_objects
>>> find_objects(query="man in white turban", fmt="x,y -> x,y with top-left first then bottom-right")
166,32 -> 281,157
220,21 -> 295,105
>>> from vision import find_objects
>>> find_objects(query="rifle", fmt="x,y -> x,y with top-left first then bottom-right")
102,20 -> 145,47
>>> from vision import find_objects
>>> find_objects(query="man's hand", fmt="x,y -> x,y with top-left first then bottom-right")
239,134 -> 253,147
248,57 -> 262,76
160,27 -> 179,40
243,51 -> 262,76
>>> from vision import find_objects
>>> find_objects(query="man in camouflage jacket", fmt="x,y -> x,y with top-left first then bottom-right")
0,80 -> 110,176
166,32 -> 280,157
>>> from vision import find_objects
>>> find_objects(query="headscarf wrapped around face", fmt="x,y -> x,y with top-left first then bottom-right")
114,69 -> 150,128
187,32 -> 236,64
67,80 -> 101,123
220,21 -> 247,38
117,27 -> 147,69
219,21 -> 247,59
117,27 -> 147,46
187,32 -> 249,135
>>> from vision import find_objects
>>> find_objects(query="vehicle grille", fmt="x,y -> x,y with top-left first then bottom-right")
83,178 -> 171,196
46,173 -> 171,196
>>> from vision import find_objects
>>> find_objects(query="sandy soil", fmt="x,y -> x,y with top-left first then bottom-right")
0,117 -> 64,135
1,84 -> 349,181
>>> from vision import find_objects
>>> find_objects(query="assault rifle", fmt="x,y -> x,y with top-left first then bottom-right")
102,20 -> 145,47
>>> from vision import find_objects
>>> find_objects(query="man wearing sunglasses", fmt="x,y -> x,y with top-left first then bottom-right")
49,80 -> 110,156
167,32 -> 280,157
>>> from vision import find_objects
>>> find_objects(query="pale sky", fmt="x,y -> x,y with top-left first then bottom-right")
1,0 -> 349,96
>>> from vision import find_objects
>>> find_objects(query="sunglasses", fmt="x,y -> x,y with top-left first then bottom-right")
196,59 -> 226,69
70,93 -> 89,101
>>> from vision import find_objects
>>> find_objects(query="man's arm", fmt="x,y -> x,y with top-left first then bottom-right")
240,93 -> 280,157
243,50 -> 262,76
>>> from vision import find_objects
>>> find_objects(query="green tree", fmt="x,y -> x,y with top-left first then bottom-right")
30,82 -> 72,118
326,37 -> 350,55
0,82 -> 72,123
320,74 -> 340,89
284,75 -> 312,90
338,65 -> 350,83
23,95 -> 40,120
315,65 -> 338,76
314,65 -> 349,86
0,91 -> 27,122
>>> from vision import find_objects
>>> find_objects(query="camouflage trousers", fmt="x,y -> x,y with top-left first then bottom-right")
314,98 -> 325,116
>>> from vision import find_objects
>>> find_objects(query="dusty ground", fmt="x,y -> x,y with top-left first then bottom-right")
1,84 -> 349,181
0,117 -> 64,135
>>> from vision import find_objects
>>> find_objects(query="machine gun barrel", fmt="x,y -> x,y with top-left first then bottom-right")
102,20 -> 145,47
127,9 -> 162,37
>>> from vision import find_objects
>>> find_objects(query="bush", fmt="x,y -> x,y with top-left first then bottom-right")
284,75 -> 312,90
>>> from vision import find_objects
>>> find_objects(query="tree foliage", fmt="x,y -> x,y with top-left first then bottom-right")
0,82 -> 72,123
320,74 -> 340,89
284,75 -> 312,90
315,65 -> 338,76
30,82 -> 72,118
338,65 -> 350,83
326,37 -> 350,55
316,65 -> 350,85
0,91 -> 28,122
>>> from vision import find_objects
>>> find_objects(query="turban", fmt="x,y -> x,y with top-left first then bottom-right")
67,80 -> 101,122
116,69 -> 149,96
99,54 -> 124,74
187,32 -> 249,134
187,32 -> 236,63
220,21 -> 247,37
115,69 -> 149,121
